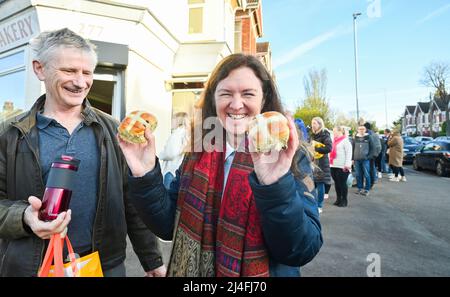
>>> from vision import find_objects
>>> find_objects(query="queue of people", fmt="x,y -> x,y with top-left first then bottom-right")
0,27 -> 406,278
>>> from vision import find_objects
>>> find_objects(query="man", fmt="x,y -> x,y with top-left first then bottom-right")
0,28 -> 165,276
363,122 -> 381,189
352,125 -> 373,196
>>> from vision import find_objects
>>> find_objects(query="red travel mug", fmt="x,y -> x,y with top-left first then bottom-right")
38,155 -> 80,221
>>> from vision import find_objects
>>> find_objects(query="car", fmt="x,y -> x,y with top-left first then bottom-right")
414,136 -> 433,145
402,136 -> 423,164
413,141 -> 450,176
434,136 -> 450,142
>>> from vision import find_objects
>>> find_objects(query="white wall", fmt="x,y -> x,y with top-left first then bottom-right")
125,51 -> 172,154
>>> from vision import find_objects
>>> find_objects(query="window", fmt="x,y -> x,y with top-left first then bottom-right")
188,0 -> 204,34
0,50 -> 26,122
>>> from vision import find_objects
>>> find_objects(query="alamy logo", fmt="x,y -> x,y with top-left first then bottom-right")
366,253 -> 381,277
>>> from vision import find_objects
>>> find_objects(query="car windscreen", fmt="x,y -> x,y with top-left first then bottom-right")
403,137 -> 419,145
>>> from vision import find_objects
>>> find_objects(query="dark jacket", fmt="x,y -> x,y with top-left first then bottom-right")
128,156 -> 323,277
352,134 -> 373,161
367,130 -> 382,159
0,95 -> 163,276
312,130 -> 332,184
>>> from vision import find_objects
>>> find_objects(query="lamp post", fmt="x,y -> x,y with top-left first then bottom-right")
353,12 -> 362,123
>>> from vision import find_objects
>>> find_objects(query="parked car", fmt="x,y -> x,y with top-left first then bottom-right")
434,136 -> 450,142
415,136 -> 433,145
413,141 -> 450,176
402,136 -> 423,164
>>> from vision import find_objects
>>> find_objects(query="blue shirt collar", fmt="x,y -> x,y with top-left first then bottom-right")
36,112 -> 57,130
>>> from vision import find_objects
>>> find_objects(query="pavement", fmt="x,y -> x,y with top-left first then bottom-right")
124,165 -> 450,277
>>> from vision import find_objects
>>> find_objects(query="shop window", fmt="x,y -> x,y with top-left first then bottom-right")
0,50 -> 26,123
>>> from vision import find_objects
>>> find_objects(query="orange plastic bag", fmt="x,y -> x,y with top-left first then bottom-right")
38,233 -> 103,277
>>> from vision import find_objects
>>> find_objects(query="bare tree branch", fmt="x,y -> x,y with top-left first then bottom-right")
420,61 -> 449,98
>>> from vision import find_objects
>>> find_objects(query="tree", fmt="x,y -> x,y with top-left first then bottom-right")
334,112 -> 358,133
294,68 -> 333,128
421,62 -> 450,136
440,121 -> 447,136
392,116 -> 402,133
420,61 -> 449,99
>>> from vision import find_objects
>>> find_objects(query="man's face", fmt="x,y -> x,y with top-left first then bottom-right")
357,126 -> 366,135
34,46 -> 96,109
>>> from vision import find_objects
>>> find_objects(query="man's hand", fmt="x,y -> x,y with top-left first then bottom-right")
145,264 -> 167,277
23,196 -> 71,239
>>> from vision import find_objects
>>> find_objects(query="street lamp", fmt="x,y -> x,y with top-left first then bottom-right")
353,12 -> 362,123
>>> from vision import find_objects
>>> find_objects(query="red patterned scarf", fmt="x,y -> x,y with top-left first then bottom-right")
167,150 -> 269,277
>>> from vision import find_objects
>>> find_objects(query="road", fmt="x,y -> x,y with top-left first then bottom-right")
124,165 -> 450,277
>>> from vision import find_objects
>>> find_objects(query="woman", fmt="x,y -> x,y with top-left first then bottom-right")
387,130 -> 406,182
311,117 -> 332,213
118,54 -> 323,277
329,126 -> 353,207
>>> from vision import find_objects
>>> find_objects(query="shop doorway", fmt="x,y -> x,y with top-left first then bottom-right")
89,67 -> 124,120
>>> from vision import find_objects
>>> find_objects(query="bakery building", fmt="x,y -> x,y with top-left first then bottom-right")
0,0 -> 268,151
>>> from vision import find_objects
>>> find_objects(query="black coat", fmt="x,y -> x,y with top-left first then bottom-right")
312,130 -> 332,184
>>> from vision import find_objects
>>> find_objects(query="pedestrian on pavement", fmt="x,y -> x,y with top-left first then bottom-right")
376,131 -> 388,176
159,112 -> 190,189
364,122 -> 381,188
352,125 -> 373,196
330,126 -> 353,207
311,117 -> 332,214
0,28 -> 165,277
384,129 -> 394,177
118,53 -> 323,277
387,130 -> 406,182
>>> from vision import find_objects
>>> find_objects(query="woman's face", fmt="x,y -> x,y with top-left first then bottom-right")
311,119 -> 321,133
333,128 -> 343,137
214,67 -> 263,136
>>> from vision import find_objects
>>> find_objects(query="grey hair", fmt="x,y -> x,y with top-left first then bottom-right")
30,28 -> 97,66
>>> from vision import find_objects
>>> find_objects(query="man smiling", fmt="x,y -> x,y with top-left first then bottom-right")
0,28 -> 165,277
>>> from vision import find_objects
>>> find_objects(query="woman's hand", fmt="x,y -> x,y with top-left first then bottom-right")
250,116 -> 299,185
118,129 -> 157,177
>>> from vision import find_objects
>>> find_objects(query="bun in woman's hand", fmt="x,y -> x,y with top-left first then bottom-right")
248,111 -> 290,153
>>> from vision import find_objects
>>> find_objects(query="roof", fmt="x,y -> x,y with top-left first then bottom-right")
417,102 -> 430,113
406,105 -> 416,114
433,97 -> 449,111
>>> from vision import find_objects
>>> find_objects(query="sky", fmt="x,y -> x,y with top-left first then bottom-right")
260,0 -> 450,128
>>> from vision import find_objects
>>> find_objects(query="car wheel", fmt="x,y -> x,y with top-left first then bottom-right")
436,162 -> 446,177
413,158 -> 421,171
